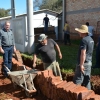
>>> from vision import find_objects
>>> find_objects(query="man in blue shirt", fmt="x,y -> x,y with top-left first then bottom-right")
73,25 -> 94,90
0,21 -> 16,77
43,14 -> 50,33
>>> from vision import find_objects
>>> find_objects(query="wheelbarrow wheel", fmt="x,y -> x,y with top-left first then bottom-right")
25,91 -> 33,97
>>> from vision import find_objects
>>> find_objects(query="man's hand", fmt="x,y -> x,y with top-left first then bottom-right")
59,53 -> 62,59
14,46 -> 16,53
80,65 -> 85,74
0,48 -> 4,54
33,63 -> 36,68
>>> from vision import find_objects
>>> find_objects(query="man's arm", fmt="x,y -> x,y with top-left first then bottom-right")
55,44 -> 62,59
43,18 -> 45,25
12,31 -> 16,53
0,31 -> 4,54
33,54 -> 37,68
80,49 -> 86,74
48,19 -> 50,26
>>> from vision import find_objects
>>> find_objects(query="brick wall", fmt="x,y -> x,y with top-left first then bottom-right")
11,58 -> 100,100
66,0 -> 100,35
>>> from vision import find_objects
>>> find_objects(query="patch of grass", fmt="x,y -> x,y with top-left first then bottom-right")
56,44 -> 78,73
0,53 -> 3,58
20,39 -> 100,75
21,53 -> 33,60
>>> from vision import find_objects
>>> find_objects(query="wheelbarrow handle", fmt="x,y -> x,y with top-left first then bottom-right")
4,65 -> 11,72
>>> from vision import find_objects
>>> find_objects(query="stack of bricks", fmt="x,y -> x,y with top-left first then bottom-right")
12,58 -> 24,71
12,58 -> 100,100
14,50 -> 23,64
35,70 -> 100,100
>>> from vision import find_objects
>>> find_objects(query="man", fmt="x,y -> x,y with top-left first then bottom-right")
0,21 -> 16,77
33,34 -> 62,79
73,25 -> 94,90
43,14 -> 50,33
86,22 -> 95,39
63,21 -> 71,45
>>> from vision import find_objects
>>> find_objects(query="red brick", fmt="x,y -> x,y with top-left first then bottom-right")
79,90 -> 95,100
88,94 -> 100,100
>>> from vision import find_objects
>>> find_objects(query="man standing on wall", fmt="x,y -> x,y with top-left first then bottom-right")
86,22 -> 95,39
33,34 -> 62,79
43,14 -> 50,33
0,21 -> 16,78
73,25 -> 94,90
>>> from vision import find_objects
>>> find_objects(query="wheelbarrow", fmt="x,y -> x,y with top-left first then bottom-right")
5,65 -> 38,97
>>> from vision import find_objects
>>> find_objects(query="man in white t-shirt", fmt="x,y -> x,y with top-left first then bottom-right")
86,22 -> 95,39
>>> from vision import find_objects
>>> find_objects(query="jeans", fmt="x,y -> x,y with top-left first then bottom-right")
2,46 -> 14,77
64,33 -> 71,45
44,24 -> 48,33
73,61 -> 92,90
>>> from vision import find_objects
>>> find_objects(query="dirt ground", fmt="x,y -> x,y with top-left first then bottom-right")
0,57 -> 100,100
0,58 -> 47,100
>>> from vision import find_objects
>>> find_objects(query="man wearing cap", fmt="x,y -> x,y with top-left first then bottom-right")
73,25 -> 94,90
33,34 -> 62,79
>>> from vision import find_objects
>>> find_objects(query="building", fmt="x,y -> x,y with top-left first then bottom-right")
0,9 -> 59,53
63,0 -> 100,41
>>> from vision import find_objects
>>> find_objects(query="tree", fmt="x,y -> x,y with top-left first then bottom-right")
0,8 -> 11,18
33,0 -> 62,12
33,0 -> 42,11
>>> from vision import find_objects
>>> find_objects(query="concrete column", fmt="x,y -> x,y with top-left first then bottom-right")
27,0 -> 34,54
62,0 -> 66,40
11,0 -> 16,18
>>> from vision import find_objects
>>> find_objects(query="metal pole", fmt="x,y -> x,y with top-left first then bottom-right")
27,0 -> 34,54
62,0 -> 66,40
11,0 -> 16,18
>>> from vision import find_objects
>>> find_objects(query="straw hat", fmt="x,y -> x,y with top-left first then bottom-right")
75,25 -> 89,33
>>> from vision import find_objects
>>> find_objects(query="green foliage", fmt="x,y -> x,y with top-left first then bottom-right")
56,43 -> 78,74
34,0 -> 62,12
61,68 -> 74,74
21,53 -> 33,60
0,53 -> 3,58
91,68 -> 100,75
0,8 -> 10,17
21,52 -> 42,65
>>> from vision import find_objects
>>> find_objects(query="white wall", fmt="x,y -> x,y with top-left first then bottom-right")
33,13 -> 58,39
0,12 -> 58,53
12,16 -> 27,52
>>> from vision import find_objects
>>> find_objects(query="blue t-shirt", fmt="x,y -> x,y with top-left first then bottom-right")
77,36 -> 94,64
43,17 -> 49,25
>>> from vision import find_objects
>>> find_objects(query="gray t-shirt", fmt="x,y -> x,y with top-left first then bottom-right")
77,36 -> 94,64
35,39 -> 57,63
0,28 -> 15,47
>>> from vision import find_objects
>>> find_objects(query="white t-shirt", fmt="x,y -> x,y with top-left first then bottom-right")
88,26 -> 94,36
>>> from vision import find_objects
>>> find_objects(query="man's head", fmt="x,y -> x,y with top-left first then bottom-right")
4,21 -> 10,31
86,22 -> 89,26
46,14 -> 48,17
75,25 -> 89,37
38,34 -> 48,45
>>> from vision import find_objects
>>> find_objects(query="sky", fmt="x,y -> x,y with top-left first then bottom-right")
0,0 -> 35,15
